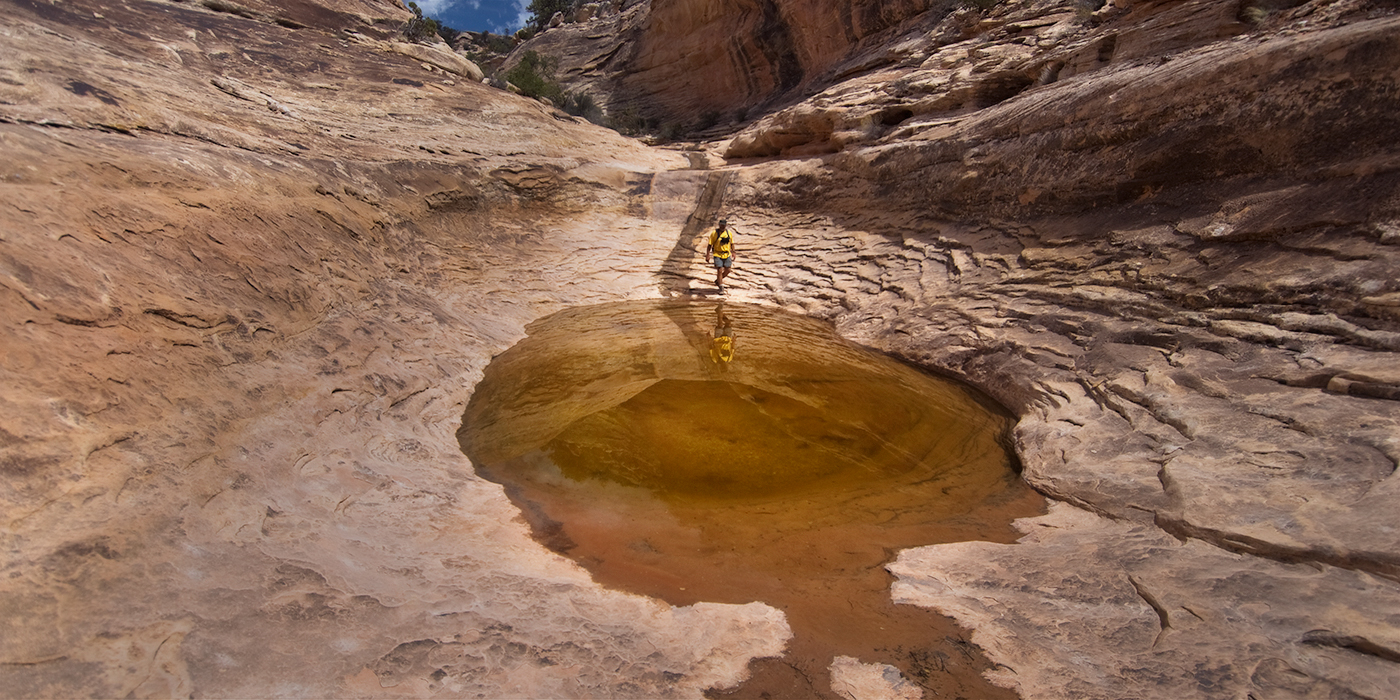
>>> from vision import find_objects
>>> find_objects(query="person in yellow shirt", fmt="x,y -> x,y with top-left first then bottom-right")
705,218 -> 737,292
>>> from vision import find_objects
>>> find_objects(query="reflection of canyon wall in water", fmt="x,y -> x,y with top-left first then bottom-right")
459,300 -> 1012,488
457,299 -> 1040,700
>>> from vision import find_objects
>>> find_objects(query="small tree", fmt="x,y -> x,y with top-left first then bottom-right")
403,1 -> 443,43
506,50 -> 565,104
526,0 -> 572,31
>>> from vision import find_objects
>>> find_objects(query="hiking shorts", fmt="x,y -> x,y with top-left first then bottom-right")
712,255 -> 733,268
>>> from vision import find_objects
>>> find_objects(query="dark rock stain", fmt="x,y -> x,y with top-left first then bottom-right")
66,80 -> 121,106
754,0 -> 805,93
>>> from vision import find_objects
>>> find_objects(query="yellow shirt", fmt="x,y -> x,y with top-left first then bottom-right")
709,227 -> 733,258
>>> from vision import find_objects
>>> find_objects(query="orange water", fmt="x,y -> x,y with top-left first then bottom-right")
459,300 -> 1043,698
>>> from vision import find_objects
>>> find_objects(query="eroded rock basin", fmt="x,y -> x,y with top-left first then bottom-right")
459,300 -> 1044,698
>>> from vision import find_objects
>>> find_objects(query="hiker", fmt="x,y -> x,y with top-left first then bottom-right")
705,218 -> 737,292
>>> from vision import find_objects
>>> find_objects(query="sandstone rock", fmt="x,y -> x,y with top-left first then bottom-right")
513,0 -> 951,130
1379,221 -> 1400,245
390,41 -> 485,81
194,0 -> 411,33
5,0 -> 1400,698
0,1 -> 788,698
701,6 -> 1400,697
889,503 -> 1400,700
573,2 -> 601,23
828,656 -> 923,700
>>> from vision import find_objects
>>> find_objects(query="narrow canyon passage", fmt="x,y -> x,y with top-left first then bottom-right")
4,0 -> 1400,697
460,300 -> 1045,698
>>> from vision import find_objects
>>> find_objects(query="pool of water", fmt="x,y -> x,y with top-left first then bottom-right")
458,300 -> 1043,698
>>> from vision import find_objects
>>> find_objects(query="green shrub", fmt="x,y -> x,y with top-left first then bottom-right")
462,32 -> 515,66
607,107 -> 646,136
479,32 -> 516,53
660,122 -> 685,141
695,110 -> 722,132
402,2 -> 442,43
563,91 -> 605,124
506,50 -> 565,104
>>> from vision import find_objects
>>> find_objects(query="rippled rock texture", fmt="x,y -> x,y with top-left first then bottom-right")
532,0 -> 1400,697
697,2 -> 1400,697
4,0 -> 1400,698
0,0 -> 787,697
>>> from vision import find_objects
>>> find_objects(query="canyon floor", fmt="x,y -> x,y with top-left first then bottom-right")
3,0 -> 1399,698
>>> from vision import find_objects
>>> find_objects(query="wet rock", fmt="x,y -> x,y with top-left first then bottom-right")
0,1 -> 783,698
828,655 -> 923,700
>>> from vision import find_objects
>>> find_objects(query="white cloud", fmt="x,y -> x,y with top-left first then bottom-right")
415,0 -> 456,15
512,0 -> 531,28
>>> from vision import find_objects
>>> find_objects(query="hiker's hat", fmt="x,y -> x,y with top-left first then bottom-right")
718,218 -> 728,226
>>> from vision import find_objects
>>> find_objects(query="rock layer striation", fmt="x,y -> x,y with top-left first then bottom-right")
3,0 -> 1400,698
0,0 -> 788,697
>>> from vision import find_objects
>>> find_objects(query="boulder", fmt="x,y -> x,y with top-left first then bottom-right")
390,40 -> 485,81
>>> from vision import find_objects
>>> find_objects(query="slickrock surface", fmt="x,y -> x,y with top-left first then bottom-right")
688,1 -> 1400,697
4,0 -> 1400,698
0,0 -> 788,697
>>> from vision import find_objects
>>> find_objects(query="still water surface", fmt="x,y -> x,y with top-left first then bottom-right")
459,300 -> 1043,698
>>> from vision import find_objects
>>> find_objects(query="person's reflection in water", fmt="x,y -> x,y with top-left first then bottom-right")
710,304 -> 735,368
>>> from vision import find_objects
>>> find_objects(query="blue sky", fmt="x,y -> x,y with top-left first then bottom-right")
413,0 -> 532,35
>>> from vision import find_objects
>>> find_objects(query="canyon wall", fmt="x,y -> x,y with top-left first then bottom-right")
624,0 -> 944,117
519,0 -> 957,129
3,0 -> 1400,698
